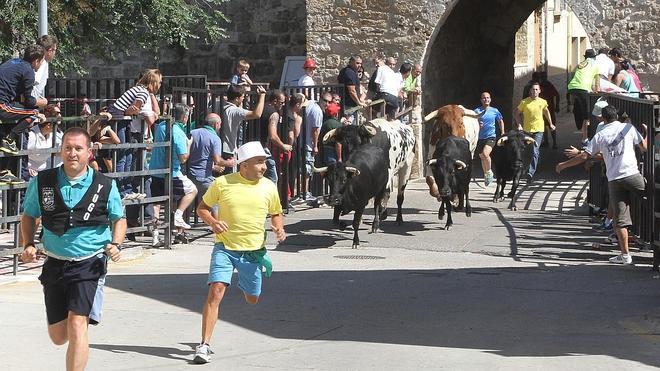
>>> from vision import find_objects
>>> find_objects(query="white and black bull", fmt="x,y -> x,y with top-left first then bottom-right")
313,144 -> 389,249
492,130 -> 535,210
427,136 -> 472,230
323,118 -> 415,224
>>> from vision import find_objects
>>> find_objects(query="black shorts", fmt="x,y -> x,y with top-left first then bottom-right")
39,253 -> 108,325
476,138 -> 496,154
150,176 -> 186,198
569,89 -> 589,129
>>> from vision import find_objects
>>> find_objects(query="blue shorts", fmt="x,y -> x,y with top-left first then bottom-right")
208,243 -> 262,296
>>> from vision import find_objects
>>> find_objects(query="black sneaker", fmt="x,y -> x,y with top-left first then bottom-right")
0,170 -> 24,185
0,138 -> 18,154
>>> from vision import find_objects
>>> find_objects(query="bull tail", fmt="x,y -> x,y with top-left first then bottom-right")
423,109 -> 439,123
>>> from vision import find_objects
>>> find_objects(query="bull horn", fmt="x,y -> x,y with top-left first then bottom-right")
364,125 -> 377,136
423,109 -> 439,123
524,136 -> 536,145
461,105 -> 487,119
322,128 -> 337,144
454,160 -> 467,169
346,166 -> 361,176
312,166 -> 328,173
426,159 -> 438,166
496,136 -> 509,146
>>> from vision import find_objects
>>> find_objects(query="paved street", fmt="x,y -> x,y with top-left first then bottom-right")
1,116 -> 660,370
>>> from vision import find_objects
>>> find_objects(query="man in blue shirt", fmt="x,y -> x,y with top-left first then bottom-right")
20,127 -> 125,371
474,91 -> 505,186
188,113 -> 232,201
149,103 -> 197,245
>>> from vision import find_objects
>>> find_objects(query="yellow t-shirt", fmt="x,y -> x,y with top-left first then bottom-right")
202,172 -> 283,251
517,97 -> 548,133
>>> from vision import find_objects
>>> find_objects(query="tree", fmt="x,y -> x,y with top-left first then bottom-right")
0,0 -> 228,75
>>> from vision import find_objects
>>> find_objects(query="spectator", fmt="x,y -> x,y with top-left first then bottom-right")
88,110 -> 120,173
230,58 -> 253,87
283,93 -> 304,204
188,113 -> 232,206
320,101 -> 342,165
20,127 -> 125,371
516,82 -> 555,183
474,91 -> 505,186
556,105 -> 646,264
193,141 -> 285,364
258,90 -> 289,184
332,93 -> 341,106
108,69 -> 162,198
302,94 -> 324,204
397,62 -> 413,111
0,44 -> 47,183
25,104 -> 63,178
31,35 -> 58,101
298,58 -> 317,99
613,59 -> 641,97
594,47 -> 619,91
367,56 -> 383,101
403,63 -> 422,107
374,56 -> 401,119
219,84 -> 266,173
149,103 -> 198,246
567,49 -> 600,145
338,55 -> 368,122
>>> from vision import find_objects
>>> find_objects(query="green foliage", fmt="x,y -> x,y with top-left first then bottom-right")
0,0 -> 228,75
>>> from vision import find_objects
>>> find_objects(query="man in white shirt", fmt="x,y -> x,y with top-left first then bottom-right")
31,35 -> 58,100
374,57 -> 401,118
594,47 -> 624,93
556,105 -> 647,265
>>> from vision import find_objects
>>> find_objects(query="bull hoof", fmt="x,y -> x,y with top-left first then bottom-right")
508,205 -> 517,211
444,224 -> 452,231
352,244 -> 359,249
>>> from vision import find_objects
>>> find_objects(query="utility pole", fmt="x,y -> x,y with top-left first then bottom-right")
38,0 -> 48,36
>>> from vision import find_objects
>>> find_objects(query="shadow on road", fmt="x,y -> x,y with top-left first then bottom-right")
105,264 -> 660,367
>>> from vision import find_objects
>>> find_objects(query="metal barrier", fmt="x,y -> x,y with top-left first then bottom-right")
0,114 -> 174,274
585,93 -> 660,269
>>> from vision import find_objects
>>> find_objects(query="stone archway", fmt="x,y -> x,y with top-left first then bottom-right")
422,0 -> 551,123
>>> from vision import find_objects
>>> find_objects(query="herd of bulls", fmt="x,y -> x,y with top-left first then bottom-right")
313,105 -> 535,248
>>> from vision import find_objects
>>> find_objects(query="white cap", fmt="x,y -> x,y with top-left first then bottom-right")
592,99 -> 609,117
236,141 -> 267,164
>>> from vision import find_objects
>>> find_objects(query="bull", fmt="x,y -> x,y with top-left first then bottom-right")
491,130 -> 536,210
313,144 -> 389,249
423,105 -> 483,198
427,136 -> 472,230
323,118 -> 415,224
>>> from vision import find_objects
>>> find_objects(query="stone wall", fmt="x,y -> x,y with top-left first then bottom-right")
87,0 -> 307,85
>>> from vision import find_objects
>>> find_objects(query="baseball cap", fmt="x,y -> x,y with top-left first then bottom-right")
325,102 -> 340,117
236,141 -> 267,164
584,49 -> 597,59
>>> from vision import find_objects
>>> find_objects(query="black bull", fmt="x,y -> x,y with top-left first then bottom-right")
313,144 -> 389,249
427,136 -> 472,230
492,130 -> 536,210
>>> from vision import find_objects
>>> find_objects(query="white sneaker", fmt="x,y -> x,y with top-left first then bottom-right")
609,254 -> 632,265
174,214 -> 191,229
193,343 -> 211,364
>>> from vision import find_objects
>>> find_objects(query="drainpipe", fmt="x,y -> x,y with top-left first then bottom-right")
38,0 -> 48,36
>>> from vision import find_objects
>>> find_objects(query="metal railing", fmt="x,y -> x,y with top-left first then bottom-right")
0,114 -> 174,274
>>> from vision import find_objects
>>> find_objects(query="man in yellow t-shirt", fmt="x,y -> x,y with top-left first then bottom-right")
516,82 -> 555,183
193,141 -> 286,364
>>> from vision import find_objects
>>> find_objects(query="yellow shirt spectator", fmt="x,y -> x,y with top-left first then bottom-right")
517,97 -> 548,133
202,172 -> 282,251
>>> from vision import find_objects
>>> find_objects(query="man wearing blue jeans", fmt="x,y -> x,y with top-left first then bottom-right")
515,82 -> 555,182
